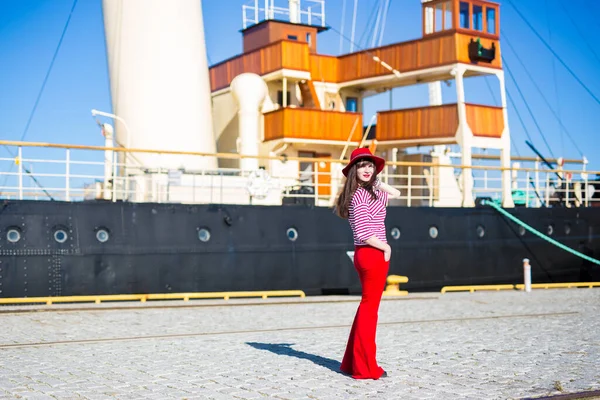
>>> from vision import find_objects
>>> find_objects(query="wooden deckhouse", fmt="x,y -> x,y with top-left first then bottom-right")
210,0 -> 513,207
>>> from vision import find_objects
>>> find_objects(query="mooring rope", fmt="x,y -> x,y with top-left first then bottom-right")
484,200 -> 600,265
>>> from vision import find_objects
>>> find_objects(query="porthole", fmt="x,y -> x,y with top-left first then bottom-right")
390,227 -> 401,240
429,226 -> 438,239
197,228 -> 211,242
6,228 -> 21,243
519,226 -> 526,236
286,227 -> 298,242
565,224 -> 571,235
476,225 -> 485,238
547,224 -> 554,236
96,228 -> 110,243
54,229 -> 68,243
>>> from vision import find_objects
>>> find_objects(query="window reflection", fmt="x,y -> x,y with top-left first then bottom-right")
444,1 -> 453,29
486,7 -> 496,34
435,3 -> 443,32
473,5 -> 483,31
459,2 -> 470,29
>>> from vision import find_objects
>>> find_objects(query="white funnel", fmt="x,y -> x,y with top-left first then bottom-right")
102,0 -> 217,171
230,73 -> 268,172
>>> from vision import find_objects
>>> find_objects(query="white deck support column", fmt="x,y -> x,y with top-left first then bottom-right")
454,66 -> 475,207
497,71 -> 515,208
283,77 -> 288,107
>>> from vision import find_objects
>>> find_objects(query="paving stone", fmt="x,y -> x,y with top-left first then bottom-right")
0,290 -> 598,399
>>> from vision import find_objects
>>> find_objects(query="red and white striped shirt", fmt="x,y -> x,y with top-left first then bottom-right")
348,186 -> 388,245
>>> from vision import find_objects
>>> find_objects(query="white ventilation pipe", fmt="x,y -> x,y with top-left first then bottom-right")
102,0 -> 216,171
428,82 -> 442,106
230,73 -> 268,172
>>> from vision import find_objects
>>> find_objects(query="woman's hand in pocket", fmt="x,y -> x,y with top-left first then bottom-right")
383,244 -> 392,262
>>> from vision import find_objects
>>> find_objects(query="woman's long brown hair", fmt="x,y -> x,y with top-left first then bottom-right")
335,159 -> 378,219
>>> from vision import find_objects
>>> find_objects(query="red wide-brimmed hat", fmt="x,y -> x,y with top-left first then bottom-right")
342,148 -> 385,177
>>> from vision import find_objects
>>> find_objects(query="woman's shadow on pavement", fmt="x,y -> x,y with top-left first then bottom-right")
246,342 -> 345,375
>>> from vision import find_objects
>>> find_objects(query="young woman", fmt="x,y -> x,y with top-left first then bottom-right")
335,147 -> 401,380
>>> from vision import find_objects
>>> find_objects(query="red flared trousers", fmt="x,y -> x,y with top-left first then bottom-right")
340,245 -> 389,379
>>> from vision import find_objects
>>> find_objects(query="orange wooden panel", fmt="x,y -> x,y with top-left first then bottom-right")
466,104 -> 504,137
455,33 -> 502,68
263,109 -> 362,142
377,104 -> 459,141
334,32 -> 500,83
209,40 -> 310,91
309,55 -> 338,82
281,41 -> 310,71
315,153 -> 332,196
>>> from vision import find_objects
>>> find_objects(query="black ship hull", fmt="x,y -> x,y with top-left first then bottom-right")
0,200 -> 598,298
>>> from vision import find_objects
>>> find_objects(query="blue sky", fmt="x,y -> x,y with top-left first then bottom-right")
0,0 -> 599,174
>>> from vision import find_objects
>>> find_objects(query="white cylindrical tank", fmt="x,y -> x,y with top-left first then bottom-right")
230,73 -> 268,172
102,0 -> 216,171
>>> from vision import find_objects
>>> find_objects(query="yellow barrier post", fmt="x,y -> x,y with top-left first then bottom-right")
382,275 -> 409,296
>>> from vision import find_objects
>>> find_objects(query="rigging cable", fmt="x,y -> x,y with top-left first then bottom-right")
349,0 -> 359,52
502,57 -> 556,160
339,0 -> 347,53
502,34 -> 584,157
19,0 -> 78,144
356,2 -> 379,50
505,88 -> 535,149
483,76 -> 499,107
370,0 -> 384,48
377,0 -> 391,47
482,76 -> 521,156
505,0 -> 600,107
0,0 -> 78,200
545,0 -> 564,156
557,0 -> 600,66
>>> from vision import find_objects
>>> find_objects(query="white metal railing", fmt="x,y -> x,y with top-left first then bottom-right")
242,0 -> 326,29
0,141 -> 598,208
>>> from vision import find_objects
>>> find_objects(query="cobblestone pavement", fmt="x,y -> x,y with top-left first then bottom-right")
0,289 -> 599,399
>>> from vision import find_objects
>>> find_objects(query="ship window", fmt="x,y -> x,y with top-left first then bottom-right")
96,228 -> 110,243
459,2 -> 470,29
519,226 -> 526,236
547,224 -> 554,236
486,7 -> 496,34
286,227 -> 298,242
565,223 -> 571,235
54,229 -> 68,243
444,1 -> 452,29
346,97 -> 358,112
472,5 -> 483,31
306,33 -> 311,46
6,227 -> 21,243
435,3 -> 443,32
287,34 -> 298,41
197,228 -> 211,242
476,225 -> 485,238
390,227 -> 401,240
429,226 -> 439,239
424,5 -> 433,34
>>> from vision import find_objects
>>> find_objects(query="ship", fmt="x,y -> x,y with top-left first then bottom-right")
0,0 -> 599,299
